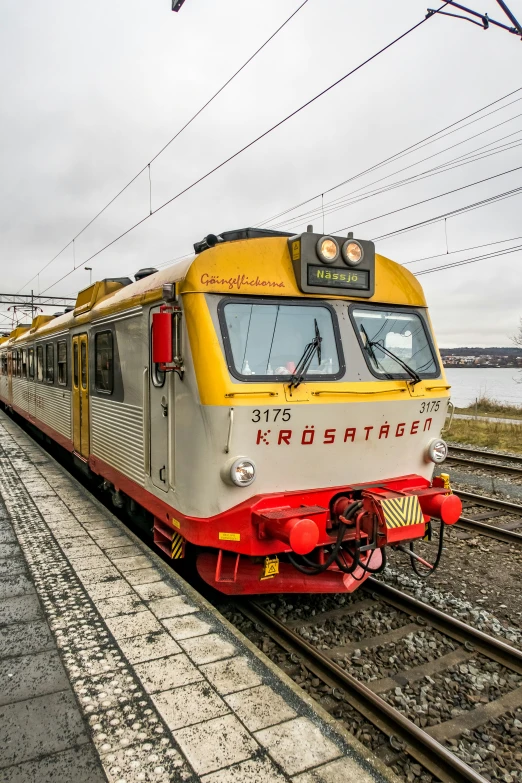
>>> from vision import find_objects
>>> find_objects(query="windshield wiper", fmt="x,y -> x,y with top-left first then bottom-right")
360,324 -> 422,386
288,319 -> 322,389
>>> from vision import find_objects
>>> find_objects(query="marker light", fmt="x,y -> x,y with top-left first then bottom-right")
342,240 -> 364,266
425,438 -> 448,464
316,237 -> 339,264
221,457 -> 257,487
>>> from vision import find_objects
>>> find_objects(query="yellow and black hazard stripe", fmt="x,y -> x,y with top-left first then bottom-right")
171,531 -> 185,559
380,495 -> 424,529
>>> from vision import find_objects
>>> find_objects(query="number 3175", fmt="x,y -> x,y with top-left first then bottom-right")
252,408 -> 291,423
420,400 -> 440,413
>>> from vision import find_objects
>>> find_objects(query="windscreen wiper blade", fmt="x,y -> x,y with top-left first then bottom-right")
361,325 -> 422,386
288,319 -> 322,389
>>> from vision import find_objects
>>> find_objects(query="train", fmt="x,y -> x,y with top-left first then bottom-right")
0,226 -> 462,594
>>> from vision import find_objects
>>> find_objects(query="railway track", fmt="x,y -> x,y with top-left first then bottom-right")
453,489 -> 522,545
446,446 -> 522,477
229,582 -> 522,783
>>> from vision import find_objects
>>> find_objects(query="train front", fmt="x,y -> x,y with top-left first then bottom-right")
171,228 -> 462,594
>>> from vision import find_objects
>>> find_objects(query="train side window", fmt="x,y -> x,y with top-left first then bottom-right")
57,341 -> 67,386
45,344 -> 54,384
95,331 -> 113,394
21,349 -> 27,378
28,348 -> 34,379
36,345 -> 44,382
81,342 -> 87,390
16,350 -> 21,377
73,343 -> 79,387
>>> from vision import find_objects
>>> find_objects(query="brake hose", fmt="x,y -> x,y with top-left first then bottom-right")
288,501 -> 362,575
409,519 -> 445,578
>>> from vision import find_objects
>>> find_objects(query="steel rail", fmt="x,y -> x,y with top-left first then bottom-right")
456,515 -> 522,545
446,451 -> 522,476
455,489 -> 522,514
365,579 -> 522,674
448,445 -> 522,466
241,600 -> 490,783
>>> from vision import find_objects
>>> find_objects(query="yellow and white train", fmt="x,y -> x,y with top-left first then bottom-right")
0,227 -> 461,594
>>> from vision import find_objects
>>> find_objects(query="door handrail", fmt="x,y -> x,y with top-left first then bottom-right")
143,367 -> 151,476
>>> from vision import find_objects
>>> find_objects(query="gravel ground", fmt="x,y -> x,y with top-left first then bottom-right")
260,591 -> 368,622
447,709 -> 522,782
336,629 -> 456,682
292,605 -> 408,648
383,657 -> 522,726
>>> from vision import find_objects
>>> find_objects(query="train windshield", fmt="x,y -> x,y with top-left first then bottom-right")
351,308 -> 438,378
221,301 -> 341,380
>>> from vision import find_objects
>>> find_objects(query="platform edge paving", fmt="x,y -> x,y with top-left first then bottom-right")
0,411 -> 399,783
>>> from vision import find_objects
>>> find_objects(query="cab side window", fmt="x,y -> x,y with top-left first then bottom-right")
57,341 -> 67,386
45,345 -> 54,384
95,331 -> 113,394
36,346 -> 44,382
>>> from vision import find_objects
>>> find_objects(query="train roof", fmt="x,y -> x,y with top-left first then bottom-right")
2,233 -> 426,346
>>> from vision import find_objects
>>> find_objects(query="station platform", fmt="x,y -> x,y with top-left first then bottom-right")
0,410 -> 396,783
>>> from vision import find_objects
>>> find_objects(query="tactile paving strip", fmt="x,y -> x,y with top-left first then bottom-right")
0,429 -> 192,783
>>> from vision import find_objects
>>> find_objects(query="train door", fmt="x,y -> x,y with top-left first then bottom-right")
27,346 -> 36,420
7,352 -> 12,404
72,334 -> 90,457
149,308 -> 170,492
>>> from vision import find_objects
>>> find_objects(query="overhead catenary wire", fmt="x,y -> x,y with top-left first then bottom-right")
255,85 -> 522,228
403,233 -> 522,265
269,127 -> 522,231
414,243 -> 522,275
40,4 -> 450,297
371,184 -> 522,241
16,0 -> 311,296
329,164 -> 522,236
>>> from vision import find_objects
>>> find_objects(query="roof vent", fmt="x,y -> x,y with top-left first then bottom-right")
135,268 -> 158,281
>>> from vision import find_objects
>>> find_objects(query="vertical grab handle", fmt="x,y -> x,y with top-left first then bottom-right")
225,407 -> 234,454
143,367 -> 151,475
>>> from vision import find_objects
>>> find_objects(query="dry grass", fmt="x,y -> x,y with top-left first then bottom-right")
455,393 -> 522,420
446,417 -> 522,453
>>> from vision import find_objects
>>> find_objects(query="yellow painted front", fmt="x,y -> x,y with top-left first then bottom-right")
72,334 -> 90,457
182,293 -> 450,407
180,238 -> 427,306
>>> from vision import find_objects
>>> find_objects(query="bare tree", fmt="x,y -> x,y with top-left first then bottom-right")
515,319 -> 522,349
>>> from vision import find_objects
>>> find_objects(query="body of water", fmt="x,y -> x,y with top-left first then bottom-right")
444,367 -> 522,408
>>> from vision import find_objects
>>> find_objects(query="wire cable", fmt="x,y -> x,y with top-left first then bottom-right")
413,243 -> 522,275
16,0 -> 311,295
372,184 -> 522,241
329,164 -> 522,236
255,86 -> 522,228
40,4 -> 449,296
270,128 -> 522,231
403,233 -> 522,265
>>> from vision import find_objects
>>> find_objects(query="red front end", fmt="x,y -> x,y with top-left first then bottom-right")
152,474 -> 461,595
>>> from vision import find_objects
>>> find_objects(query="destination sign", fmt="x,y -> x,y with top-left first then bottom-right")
307,265 -> 370,290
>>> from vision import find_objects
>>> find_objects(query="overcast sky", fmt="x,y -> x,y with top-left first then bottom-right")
1,0 -> 521,346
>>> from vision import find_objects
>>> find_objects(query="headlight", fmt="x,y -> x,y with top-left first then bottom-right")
425,438 -> 448,464
342,240 -> 364,266
316,236 -> 339,264
221,457 -> 257,487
